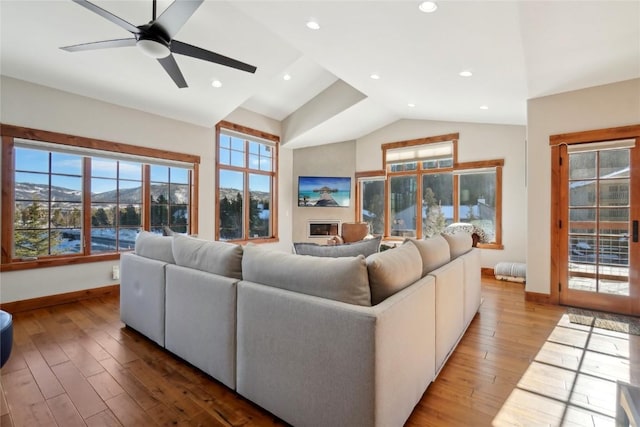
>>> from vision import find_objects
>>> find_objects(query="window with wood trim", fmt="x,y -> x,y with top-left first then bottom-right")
215,121 -> 278,243
1,124 -> 200,271
356,133 -> 503,248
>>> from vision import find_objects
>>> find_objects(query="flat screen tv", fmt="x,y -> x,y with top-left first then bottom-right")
298,176 -> 351,207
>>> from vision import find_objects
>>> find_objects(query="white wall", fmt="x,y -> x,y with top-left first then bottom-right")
356,119 -> 527,269
292,141 -> 357,242
526,78 -> 640,295
0,77 -> 292,303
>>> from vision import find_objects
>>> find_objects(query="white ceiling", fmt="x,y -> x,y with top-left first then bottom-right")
1,1 -> 639,148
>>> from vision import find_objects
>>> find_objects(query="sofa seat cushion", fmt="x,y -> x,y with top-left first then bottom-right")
406,235 -> 451,276
293,236 -> 381,258
172,235 -> 243,280
366,241 -> 423,305
441,232 -> 473,259
134,231 -> 175,264
242,245 -> 371,306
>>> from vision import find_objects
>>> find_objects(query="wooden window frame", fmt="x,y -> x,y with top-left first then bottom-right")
215,121 -> 279,244
356,133 -> 504,248
1,124 -> 200,272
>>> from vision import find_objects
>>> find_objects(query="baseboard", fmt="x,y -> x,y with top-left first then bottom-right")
481,267 -> 495,277
0,284 -> 120,313
525,291 -> 553,304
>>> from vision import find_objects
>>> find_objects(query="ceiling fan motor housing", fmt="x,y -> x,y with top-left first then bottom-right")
136,24 -> 171,58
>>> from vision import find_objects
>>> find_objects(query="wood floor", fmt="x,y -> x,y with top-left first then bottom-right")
1,278 -> 638,426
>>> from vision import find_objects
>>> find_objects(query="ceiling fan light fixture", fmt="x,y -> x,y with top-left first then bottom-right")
137,38 -> 171,59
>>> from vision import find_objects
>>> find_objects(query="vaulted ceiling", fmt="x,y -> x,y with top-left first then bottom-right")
1,1 -> 639,147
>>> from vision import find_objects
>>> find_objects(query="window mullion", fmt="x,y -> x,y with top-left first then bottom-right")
245,141 -> 250,240
142,164 -> 151,231
83,157 -> 91,255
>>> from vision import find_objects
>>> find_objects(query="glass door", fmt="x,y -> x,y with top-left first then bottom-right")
560,139 -> 639,315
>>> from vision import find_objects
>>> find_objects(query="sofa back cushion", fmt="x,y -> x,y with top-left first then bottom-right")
242,245 -> 371,306
135,231 -> 175,264
406,235 -> 451,276
293,236 -> 381,258
366,241 -> 423,305
172,235 -> 243,280
441,232 -> 473,259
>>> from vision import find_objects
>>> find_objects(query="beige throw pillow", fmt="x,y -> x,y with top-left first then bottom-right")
406,235 -> 451,276
172,234 -> 243,279
242,244 -> 371,306
366,242 -> 423,305
441,232 -> 473,259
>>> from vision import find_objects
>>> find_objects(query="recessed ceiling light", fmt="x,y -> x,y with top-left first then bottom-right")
480,105 -> 489,110
283,73 -> 291,81
459,70 -> 473,77
408,103 -> 416,108
370,73 -> 380,80
306,19 -> 320,30
211,80 -> 222,88
419,1 -> 438,13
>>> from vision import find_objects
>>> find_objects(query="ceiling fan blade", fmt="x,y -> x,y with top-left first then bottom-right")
61,38 -> 137,52
171,40 -> 257,74
151,0 -> 204,39
71,0 -> 140,34
158,54 -> 188,88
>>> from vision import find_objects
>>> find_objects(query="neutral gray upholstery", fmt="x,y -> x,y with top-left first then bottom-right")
242,244 -> 371,306
172,234 -> 243,280
134,231 -> 175,264
428,257 -> 465,373
406,235 -> 452,276
441,231 -> 473,259
460,249 -> 482,327
236,276 -> 435,427
120,253 -> 167,346
293,236 -> 381,258
366,241 -> 423,305
120,231 -> 483,427
165,265 -> 237,389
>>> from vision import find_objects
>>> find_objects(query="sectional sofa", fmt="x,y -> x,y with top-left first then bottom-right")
120,232 -> 481,427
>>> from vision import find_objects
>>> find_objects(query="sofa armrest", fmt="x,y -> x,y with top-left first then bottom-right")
236,275 -> 435,427
165,265 -> 238,389
428,257 -> 465,374
120,253 -> 167,347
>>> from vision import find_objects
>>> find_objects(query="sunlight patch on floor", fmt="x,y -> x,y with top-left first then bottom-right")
492,313 -> 634,426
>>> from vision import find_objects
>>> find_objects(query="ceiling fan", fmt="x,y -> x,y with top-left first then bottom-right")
60,0 -> 257,88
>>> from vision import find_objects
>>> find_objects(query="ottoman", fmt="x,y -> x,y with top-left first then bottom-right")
0,310 -> 13,368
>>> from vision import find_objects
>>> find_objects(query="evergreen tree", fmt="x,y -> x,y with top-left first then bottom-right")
92,207 -> 110,226
14,201 -> 62,257
423,187 -> 446,237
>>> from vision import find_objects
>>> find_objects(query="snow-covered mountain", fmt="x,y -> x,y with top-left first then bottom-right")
14,182 -> 189,207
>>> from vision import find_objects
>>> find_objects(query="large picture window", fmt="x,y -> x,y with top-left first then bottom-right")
215,121 -> 278,243
356,133 -> 503,248
1,125 -> 199,271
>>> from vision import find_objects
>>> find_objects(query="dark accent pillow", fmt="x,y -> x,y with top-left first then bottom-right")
293,236 -> 381,258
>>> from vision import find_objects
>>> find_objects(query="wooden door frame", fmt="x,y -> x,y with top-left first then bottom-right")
550,124 -> 640,312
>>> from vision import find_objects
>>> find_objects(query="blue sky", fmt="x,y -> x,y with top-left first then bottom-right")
15,147 -> 189,194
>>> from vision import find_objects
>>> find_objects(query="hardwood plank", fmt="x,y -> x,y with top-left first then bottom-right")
104,393 -> 154,427
46,394 -> 85,427
87,371 -> 125,402
5,278 -> 639,427
85,409 -> 123,427
30,332 -> 69,367
98,358 -> 159,411
59,339 -> 105,378
1,369 -> 57,426
20,345 -> 65,399
51,360 -> 107,419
